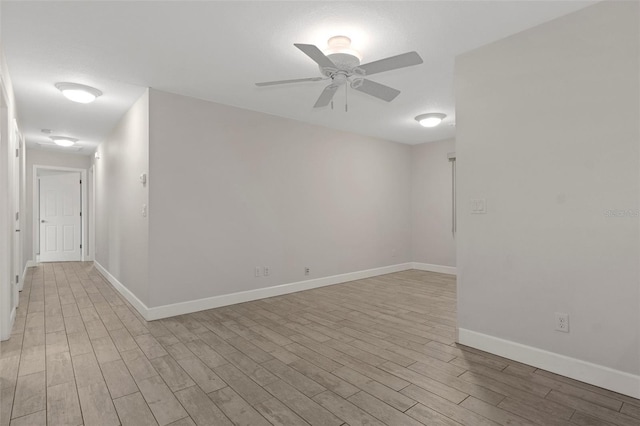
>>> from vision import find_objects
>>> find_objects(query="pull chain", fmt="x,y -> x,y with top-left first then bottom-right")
345,84 -> 348,112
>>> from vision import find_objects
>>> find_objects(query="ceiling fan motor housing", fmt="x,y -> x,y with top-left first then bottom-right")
321,35 -> 362,76
322,53 -> 361,74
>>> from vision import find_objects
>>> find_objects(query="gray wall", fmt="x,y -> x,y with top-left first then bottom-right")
25,149 -> 91,263
456,0 -> 639,375
411,138 -> 456,267
94,89 -> 149,305
148,89 -> 412,307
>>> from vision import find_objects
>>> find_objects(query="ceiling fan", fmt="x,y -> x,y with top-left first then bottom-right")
256,36 -> 423,109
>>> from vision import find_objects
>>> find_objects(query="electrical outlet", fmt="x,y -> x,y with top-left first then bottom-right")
254,267 -> 260,277
471,199 -> 487,214
304,267 -> 310,276
555,312 -> 569,332
263,266 -> 270,276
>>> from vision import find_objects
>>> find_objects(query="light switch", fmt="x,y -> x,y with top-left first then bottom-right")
471,199 -> 486,214
140,173 -> 147,185
142,204 -> 147,217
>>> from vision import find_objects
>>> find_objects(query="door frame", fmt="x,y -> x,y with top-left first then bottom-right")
0,75 -> 14,340
33,165 -> 88,262
12,122 -> 23,300
90,164 -> 95,263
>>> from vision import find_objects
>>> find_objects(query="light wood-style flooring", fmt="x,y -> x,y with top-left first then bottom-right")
1,262 -> 639,425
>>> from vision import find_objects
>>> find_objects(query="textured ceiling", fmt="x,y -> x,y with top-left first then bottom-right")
2,1 -> 595,154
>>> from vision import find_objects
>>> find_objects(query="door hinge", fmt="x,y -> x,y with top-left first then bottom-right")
80,179 -> 82,184
80,244 -> 83,249
80,211 -> 82,217
15,211 -> 19,221
15,275 -> 19,284
15,148 -> 19,158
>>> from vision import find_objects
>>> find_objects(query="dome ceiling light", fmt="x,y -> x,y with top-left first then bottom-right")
415,113 -> 446,127
55,82 -> 102,103
50,136 -> 79,147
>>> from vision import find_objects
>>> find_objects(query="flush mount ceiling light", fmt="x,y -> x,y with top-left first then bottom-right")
415,113 -> 446,128
55,82 -> 102,103
50,136 -> 79,147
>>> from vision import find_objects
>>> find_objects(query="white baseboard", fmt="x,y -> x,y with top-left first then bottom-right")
1,307 -> 16,341
458,328 -> 640,399
411,262 -> 457,275
18,261 -> 39,291
95,261 -> 413,321
146,263 -> 413,320
94,261 -> 150,320
20,264 -> 29,291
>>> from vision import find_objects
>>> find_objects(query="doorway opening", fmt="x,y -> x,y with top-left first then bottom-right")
33,166 -> 88,262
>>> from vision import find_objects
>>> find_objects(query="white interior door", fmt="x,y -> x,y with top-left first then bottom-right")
39,172 -> 82,262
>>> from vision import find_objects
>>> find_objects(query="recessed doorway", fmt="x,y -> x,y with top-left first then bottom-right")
33,166 -> 87,262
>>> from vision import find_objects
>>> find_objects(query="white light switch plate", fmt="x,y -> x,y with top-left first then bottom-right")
471,199 -> 487,214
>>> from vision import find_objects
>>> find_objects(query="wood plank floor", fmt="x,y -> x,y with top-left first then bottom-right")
1,262 -> 639,426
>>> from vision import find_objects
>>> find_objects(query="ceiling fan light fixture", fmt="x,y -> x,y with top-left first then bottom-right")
55,82 -> 102,103
50,136 -> 79,147
416,113 -> 446,128
324,35 -> 362,61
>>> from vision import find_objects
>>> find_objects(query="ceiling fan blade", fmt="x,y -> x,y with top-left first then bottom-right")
354,79 -> 400,102
314,84 -> 339,108
294,43 -> 336,69
256,77 -> 324,87
358,51 -> 423,76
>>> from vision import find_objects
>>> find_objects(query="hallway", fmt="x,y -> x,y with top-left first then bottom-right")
0,262 -> 638,425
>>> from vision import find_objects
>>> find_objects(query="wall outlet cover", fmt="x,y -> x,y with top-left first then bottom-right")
555,312 -> 570,332
471,199 -> 487,214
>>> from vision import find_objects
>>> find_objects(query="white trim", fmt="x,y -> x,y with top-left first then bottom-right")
32,165 -> 87,262
22,259 -> 38,292
146,263 -> 413,320
89,164 -> 95,261
458,328 -> 640,399
1,307 -> 16,342
9,306 -> 15,332
411,262 -> 457,275
94,261 -> 149,319
96,261 -> 413,321
20,260 -> 37,290
0,81 -> 13,341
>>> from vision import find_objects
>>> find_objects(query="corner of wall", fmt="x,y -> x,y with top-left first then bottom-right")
94,87 -> 151,308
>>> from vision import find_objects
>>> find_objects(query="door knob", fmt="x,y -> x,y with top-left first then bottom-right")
15,229 -> 20,232
41,220 -> 46,223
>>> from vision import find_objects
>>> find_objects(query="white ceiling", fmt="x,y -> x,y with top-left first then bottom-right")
2,1 -> 595,154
